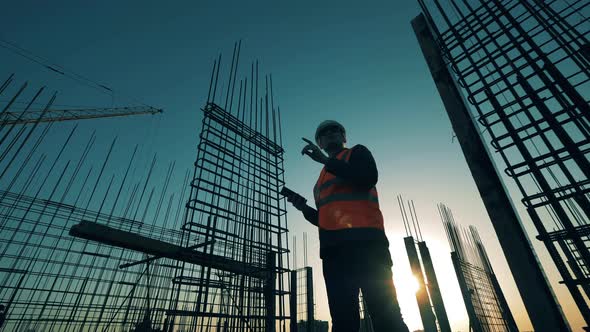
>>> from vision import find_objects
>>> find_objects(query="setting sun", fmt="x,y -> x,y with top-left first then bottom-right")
397,273 -> 421,295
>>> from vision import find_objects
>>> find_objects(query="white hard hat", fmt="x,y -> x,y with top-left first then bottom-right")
315,120 -> 346,144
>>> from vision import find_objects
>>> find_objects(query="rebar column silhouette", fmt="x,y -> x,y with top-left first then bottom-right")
165,42 -> 290,331
412,0 -> 590,327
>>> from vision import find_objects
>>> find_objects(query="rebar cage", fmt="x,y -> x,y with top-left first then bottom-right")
0,74 -> 185,332
0,42 -> 291,332
291,267 -> 313,331
165,43 -> 291,331
441,205 -> 518,332
418,0 -> 590,324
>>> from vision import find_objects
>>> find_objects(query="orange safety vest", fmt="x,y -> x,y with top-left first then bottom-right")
313,148 -> 384,231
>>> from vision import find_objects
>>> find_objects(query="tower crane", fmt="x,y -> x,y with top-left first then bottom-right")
0,106 -> 162,125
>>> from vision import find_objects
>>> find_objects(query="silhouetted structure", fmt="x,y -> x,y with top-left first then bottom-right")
399,196 -> 451,332
0,74 -> 172,331
164,42 -> 289,331
296,319 -> 327,332
291,267 -> 315,332
414,0 -> 588,329
440,204 -> 517,332
1,43 -> 291,331
0,304 -> 6,328
0,105 -> 161,125
359,292 -> 374,332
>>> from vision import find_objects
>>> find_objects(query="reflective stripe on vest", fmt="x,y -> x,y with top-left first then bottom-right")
314,147 -> 384,231
317,191 -> 379,208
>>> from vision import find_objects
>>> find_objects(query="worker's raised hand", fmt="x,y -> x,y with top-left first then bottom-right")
301,138 -> 328,164
286,192 -> 308,211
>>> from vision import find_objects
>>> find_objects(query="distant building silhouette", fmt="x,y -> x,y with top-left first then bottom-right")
296,320 -> 328,332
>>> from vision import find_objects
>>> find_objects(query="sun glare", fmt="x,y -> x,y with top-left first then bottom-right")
392,271 -> 424,330
397,273 -> 420,295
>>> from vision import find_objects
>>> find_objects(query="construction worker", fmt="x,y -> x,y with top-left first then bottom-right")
286,120 -> 409,332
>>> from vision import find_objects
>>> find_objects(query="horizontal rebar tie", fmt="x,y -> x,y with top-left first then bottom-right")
537,224 -> 590,242
203,102 -> 284,156
165,310 -> 291,319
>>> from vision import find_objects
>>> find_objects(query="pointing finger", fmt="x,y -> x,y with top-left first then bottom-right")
302,137 -> 314,145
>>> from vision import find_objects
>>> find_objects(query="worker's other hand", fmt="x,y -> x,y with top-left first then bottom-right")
286,192 -> 308,211
301,138 -> 328,164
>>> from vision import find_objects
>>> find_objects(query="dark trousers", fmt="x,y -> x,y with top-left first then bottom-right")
322,252 -> 409,332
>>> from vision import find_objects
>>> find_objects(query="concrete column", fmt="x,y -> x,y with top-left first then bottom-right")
411,13 -> 569,331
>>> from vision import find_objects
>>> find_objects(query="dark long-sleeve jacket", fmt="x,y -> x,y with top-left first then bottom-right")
303,145 -> 391,261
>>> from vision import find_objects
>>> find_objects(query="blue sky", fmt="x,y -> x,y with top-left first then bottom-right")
1,1 -> 585,331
